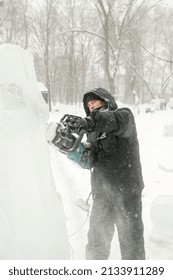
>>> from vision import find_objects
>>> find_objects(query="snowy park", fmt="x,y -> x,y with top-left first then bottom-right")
0,37 -> 173,261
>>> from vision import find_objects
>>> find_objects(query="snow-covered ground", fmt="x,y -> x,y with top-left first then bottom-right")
49,105 -> 173,260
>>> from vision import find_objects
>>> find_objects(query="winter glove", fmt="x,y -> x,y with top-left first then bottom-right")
65,116 -> 95,133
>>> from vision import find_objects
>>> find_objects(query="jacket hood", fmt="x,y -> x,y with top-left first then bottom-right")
83,87 -> 118,116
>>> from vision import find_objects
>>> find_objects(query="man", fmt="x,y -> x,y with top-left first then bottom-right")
69,87 -> 145,260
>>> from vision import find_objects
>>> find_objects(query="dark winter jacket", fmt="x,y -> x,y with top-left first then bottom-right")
83,88 -> 144,195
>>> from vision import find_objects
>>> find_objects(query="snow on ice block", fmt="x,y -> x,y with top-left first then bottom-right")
158,161 -> 173,173
158,133 -> 173,173
163,123 -> 173,136
0,44 -> 70,259
148,195 -> 173,259
150,195 -> 173,231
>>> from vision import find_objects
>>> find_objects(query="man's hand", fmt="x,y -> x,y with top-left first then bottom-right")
64,116 -> 82,128
64,116 -> 95,133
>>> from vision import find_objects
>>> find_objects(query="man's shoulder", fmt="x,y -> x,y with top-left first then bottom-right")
114,107 -> 134,115
116,107 -> 132,112
92,106 -> 134,120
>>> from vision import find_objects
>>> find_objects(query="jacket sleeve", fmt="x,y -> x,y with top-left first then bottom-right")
90,108 -> 136,139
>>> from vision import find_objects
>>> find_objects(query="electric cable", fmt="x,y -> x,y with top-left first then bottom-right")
68,242 -> 75,260
68,210 -> 90,238
68,192 -> 92,238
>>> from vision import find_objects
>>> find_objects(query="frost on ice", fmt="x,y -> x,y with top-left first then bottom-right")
148,195 -> 173,259
0,44 -> 70,259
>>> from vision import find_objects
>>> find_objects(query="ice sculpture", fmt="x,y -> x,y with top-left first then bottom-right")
148,195 -> 173,259
0,44 -> 70,259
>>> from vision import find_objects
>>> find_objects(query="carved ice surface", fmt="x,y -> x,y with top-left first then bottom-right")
0,44 -> 70,260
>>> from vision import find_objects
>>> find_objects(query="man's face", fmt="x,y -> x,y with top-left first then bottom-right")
87,100 -> 105,112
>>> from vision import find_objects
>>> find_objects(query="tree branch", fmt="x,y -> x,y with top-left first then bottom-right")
57,28 -> 154,98
138,41 -> 173,63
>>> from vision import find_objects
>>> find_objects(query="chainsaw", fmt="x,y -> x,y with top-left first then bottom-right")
47,114 -> 85,154
47,114 -> 92,212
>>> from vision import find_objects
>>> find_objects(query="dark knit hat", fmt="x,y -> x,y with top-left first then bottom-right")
85,92 -> 105,104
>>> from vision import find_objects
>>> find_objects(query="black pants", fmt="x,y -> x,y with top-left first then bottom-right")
86,191 -> 145,260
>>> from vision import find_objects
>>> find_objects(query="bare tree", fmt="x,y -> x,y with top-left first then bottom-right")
95,0 -> 116,95
0,0 -> 31,48
1,0 -> 173,106
31,0 -> 59,111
